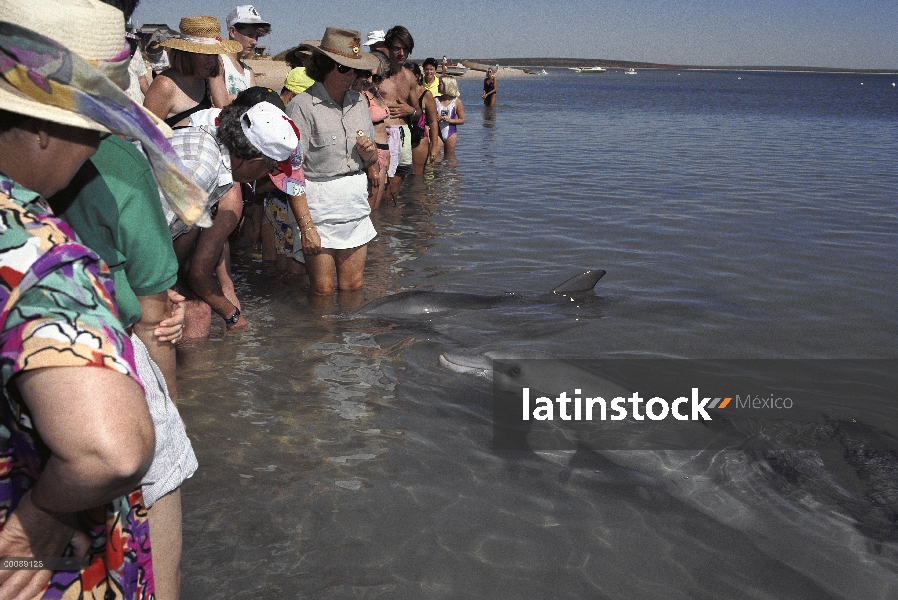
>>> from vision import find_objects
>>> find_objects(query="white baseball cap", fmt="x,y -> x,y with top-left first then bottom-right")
226,5 -> 270,29
362,30 -> 386,46
240,102 -> 299,174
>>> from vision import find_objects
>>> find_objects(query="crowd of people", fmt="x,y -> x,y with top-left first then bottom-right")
0,0 -> 485,596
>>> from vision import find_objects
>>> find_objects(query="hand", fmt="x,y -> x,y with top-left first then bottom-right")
427,148 -> 439,164
154,288 -> 186,344
0,490 -> 84,600
388,103 -> 413,119
355,135 -> 377,165
301,225 -> 322,256
226,313 -> 248,332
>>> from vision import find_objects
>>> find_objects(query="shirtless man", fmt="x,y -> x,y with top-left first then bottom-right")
375,26 -> 438,200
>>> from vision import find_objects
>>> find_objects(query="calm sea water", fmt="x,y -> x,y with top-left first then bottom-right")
178,70 -> 898,599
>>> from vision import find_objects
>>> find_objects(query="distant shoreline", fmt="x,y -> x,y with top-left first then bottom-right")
247,58 -> 896,91
471,58 -> 898,75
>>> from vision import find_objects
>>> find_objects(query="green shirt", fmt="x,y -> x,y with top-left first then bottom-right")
53,136 -> 178,327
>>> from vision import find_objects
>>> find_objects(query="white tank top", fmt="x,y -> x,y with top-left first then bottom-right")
221,55 -> 253,95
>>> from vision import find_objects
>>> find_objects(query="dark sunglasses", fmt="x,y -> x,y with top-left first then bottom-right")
372,74 -> 384,84
335,63 -> 372,77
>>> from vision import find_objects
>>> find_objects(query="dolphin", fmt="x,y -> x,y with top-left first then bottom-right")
439,348 -> 898,595
359,270 -> 606,316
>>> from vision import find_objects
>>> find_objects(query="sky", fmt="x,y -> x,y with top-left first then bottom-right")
132,0 -> 898,69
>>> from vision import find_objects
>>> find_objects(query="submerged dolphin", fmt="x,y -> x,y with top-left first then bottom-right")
359,270 -> 606,316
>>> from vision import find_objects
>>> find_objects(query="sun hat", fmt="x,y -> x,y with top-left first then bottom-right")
284,67 -> 314,94
146,40 -> 164,57
362,30 -> 386,46
300,28 -> 381,71
0,0 -> 128,132
0,0 -> 211,228
226,5 -> 270,29
161,16 -> 242,55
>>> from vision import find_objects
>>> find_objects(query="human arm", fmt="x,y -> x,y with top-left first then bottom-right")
186,185 -> 247,330
135,291 -> 179,403
151,288 -> 186,344
138,73 -> 150,96
355,134 -> 378,169
0,367 -> 153,598
451,98 -> 465,125
209,57 -> 233,108
388,71 -> 422,119
287,191 -> 321,256
423,90 -> 439,162
142,73 -> 175,119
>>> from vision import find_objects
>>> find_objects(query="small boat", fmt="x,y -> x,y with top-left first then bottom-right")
570,66 -> 606,74
625,68 -> 637,75
461,60 -> 500,73
443,63 -> 468,77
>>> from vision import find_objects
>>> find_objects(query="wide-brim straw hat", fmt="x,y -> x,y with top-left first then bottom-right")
162,16 -> 242,55
0,0 -> 132,133
300,28 -> 380,71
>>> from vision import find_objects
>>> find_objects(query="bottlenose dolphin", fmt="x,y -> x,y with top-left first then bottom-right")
438,349 -> 898,595
359,270 -> 606,316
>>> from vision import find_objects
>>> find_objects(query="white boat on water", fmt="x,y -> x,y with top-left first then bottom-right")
443,63 -> 468,76
625,68 -> 637,75
569,66 -> 607,74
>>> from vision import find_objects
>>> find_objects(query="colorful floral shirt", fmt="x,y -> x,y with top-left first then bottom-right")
0,174 -> 154,599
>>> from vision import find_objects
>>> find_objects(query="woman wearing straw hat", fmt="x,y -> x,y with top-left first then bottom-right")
144,16 -> 242,128
0,0 -> 208,596
284,28 -> 381,295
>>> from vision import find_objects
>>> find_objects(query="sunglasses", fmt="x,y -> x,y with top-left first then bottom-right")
335,63 -> 372,77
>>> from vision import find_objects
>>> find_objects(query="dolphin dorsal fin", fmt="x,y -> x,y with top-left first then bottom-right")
552,270 -> 606,294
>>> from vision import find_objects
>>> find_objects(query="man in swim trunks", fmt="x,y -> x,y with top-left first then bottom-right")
374,26 -> 438,199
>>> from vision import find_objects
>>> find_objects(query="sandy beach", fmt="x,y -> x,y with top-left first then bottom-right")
246,58 -> 529,90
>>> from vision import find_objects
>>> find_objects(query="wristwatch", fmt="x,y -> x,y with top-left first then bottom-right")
225,307 -> 241,325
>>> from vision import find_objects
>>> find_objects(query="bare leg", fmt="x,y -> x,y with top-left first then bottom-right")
386,174 -> 404,202
443,133 -> 458,155
335,245 -> 368,291
305,250 -> 337,295
217,242 -> 239,310
181,299 -> 211,339
305,245 -> 368,294
261,217 -> 277,262
412,138 -> 429,175
148,489 -> 183,600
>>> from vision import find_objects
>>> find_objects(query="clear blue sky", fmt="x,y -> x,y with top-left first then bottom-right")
132,0 -> 897,69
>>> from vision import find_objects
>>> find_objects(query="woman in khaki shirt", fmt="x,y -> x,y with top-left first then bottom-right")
285,28 -> 381,295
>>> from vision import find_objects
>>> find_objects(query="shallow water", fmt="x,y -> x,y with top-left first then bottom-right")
177,70 -> 898,599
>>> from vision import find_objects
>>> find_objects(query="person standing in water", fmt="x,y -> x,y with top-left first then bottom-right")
482,68 -> 497,106
436,76 -> 465,155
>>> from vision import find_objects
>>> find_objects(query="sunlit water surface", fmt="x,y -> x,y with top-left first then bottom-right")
178,70 -> 898,599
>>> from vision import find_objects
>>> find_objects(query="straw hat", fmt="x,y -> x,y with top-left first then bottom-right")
146,40 -> 164,57
0,0 -> 127,132
162,16 -> 242,55
300,28 -> 380,71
